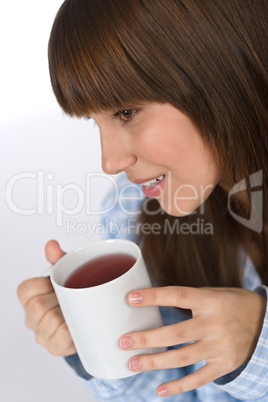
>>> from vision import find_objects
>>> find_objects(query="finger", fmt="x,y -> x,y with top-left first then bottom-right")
25,292 -> 59,330
45,240 -> 66,265
36,306 -> 65,343
35,306 -> 76,356
156,363 -> 222,397
45,322 -> 76,356
120,316 -> 205,350
17,277 -> 53,307
128,286 -> 212,310
128,342 -> 207,373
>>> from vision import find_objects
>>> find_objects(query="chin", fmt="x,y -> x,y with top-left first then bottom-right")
159,200 -> 201,218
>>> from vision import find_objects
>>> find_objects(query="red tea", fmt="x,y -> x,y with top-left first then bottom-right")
64,253 -> 136,289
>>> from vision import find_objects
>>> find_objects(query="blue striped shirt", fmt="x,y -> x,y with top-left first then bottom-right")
66,173 -> 268,401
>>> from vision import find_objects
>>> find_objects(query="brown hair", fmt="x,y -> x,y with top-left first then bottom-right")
48,0 -> 268,286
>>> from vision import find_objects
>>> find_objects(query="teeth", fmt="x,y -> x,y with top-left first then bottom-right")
143,175 -> 164,187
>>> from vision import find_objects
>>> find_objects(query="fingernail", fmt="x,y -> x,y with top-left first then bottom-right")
120,336 -> 133,349
129,292 -> 142,304
129,358 -> 142,371
157,388 -> 169,397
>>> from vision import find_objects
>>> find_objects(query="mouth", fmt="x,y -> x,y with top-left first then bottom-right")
133,174 -> 166,198
141,175 -> 165,188
130,175 -> 165,185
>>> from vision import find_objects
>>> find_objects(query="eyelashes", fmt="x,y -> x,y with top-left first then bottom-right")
85,108 -> 139,128
112,109 -> 138,125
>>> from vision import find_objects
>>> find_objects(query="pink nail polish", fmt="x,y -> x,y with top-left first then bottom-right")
129,358 -> 142,370
158,388 -> 169,397
129,292 -> 142,304
120,336 -> 133,349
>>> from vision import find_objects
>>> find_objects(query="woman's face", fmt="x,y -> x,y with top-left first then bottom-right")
91,103 -> 222,217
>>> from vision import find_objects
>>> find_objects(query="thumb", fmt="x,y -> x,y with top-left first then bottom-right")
45,240 -> 66,265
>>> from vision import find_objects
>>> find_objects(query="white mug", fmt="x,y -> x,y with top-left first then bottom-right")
42,239 -> 164,379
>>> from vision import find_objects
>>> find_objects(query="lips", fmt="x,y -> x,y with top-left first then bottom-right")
128,174 -> 166,198
141,175 -> 166,198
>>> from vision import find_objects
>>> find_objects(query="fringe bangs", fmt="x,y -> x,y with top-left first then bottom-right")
48,0 -> 166,117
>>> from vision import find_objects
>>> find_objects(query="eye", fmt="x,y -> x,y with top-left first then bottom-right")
113,109 -> 138,125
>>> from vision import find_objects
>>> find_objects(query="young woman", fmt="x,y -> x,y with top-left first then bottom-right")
18,0 -> 268,400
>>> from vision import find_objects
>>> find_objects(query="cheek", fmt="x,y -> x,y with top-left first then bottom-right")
136,135 -> 162,162
159,182 -> 216,217
159,159 -> 221,217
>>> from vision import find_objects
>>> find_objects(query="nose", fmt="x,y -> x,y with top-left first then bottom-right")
100,129 -> 137,175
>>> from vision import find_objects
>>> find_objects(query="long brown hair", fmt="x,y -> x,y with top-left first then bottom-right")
48,0 -> 268,286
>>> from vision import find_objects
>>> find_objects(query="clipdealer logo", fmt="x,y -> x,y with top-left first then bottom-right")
228,170 -> 263,232
5,171 -> 144,226
5,170 -> 263,234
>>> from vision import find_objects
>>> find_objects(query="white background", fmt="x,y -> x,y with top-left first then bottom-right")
0,1 -> 112,401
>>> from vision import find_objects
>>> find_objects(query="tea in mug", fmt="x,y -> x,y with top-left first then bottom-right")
64,253 -> 136,289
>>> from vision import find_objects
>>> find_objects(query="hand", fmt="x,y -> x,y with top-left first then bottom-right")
119,286 -> 266,397
17,240 -> 76,356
